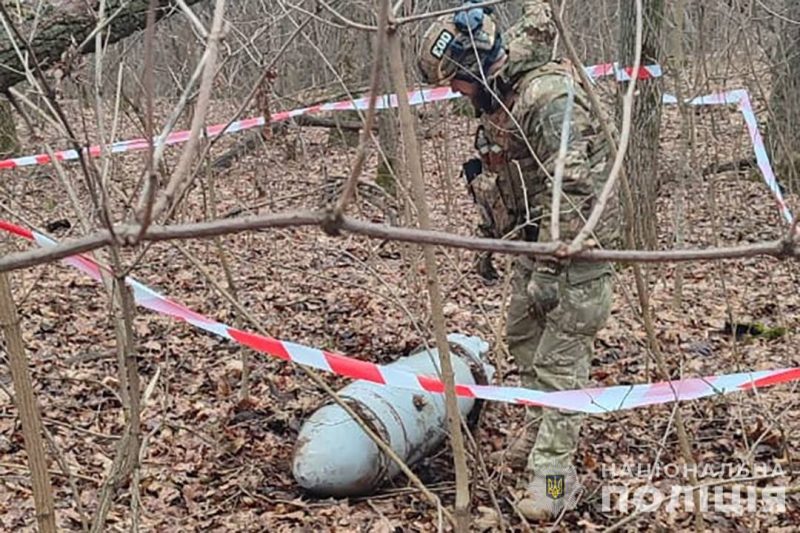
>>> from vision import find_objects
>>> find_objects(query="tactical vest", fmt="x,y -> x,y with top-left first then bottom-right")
473,61 -> 612,243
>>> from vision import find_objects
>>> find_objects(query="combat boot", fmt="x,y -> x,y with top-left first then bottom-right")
516,496 -> 551,522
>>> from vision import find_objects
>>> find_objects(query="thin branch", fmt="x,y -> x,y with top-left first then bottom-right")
316,0 -> 377,31
396,0 -> 511,26
0,461 -> 100,485
41,424 -> 89,532
331,0 -> 389,219
550,77 -> 576,243
150,45 -> 208,167
149,0 -> 227,221
89,429 -> 131,533
755,0 -> 800,25
316,0 -> 511,31
93,0 -> 117,239
391,0 -> 405,16
0,273 -> 57,532
567,0 -> 643,253
0,211 -> 798,274
132,0 -> 159,243
0,229 -> 114,272
176,0 -> 209,37
386,25 -> 471,529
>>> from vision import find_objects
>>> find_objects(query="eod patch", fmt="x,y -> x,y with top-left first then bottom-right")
431,30 -> 454,59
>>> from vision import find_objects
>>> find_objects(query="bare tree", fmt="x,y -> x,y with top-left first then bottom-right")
767,0 -> 800,194
0,100 -> 19,157
618,0 -> 665,250
0,1 -> 208,93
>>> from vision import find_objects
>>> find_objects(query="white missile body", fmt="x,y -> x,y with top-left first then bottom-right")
292,334 -> 490,497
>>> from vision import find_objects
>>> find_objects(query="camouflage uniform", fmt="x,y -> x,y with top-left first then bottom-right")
471,2 -> 618,474
416,0 -> 618,480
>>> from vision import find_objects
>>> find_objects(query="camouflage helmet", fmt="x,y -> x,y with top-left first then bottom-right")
417,4 -> 506,85
502,0 -> 557,80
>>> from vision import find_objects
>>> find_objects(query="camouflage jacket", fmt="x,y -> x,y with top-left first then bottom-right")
474,60 -> 620,259
467,1 -> 619,281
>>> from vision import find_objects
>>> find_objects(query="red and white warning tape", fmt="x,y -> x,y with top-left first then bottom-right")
663,90 -> 793,224
0,62 -> 659,171
1,219 -> 797,414
1,61 -> 789,224
0,86 -> 455,170
583,62 -> 663,81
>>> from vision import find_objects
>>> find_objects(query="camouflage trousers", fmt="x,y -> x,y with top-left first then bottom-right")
506,256 -> 613,474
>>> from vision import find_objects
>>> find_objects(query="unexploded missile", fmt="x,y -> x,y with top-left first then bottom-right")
292,334 -> 491,497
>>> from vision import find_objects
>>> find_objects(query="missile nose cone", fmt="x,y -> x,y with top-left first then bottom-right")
292,405 -> 382,497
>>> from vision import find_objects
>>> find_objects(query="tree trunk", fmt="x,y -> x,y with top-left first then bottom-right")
387,27 -> 472,531
0,99 -> 19,158
618,0 -> 665,250
0,100 -> 19,159
375,59 -> 400,195
767,0 -> 800,194
0,0 -> 208,93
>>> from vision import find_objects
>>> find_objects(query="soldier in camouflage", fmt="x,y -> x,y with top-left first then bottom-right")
417,0 -> 618,520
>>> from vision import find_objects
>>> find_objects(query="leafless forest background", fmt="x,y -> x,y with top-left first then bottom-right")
0,0 -> 799,531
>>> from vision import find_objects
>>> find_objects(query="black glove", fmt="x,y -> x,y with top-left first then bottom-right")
476,252 -> 499,283
462,158 -> 483,185
522,223 -> 540,242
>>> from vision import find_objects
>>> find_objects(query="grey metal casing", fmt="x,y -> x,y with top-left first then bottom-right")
292,334 -> 490,497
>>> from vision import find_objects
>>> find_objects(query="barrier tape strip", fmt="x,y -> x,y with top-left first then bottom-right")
663,90 -> 793,224
1,218 -> 798,414
0,63 -> 660,171
584,62 -> 663,81
2,61 -> 788,223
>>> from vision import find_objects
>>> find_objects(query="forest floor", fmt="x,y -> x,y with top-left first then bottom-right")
1,71 -> 799,532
